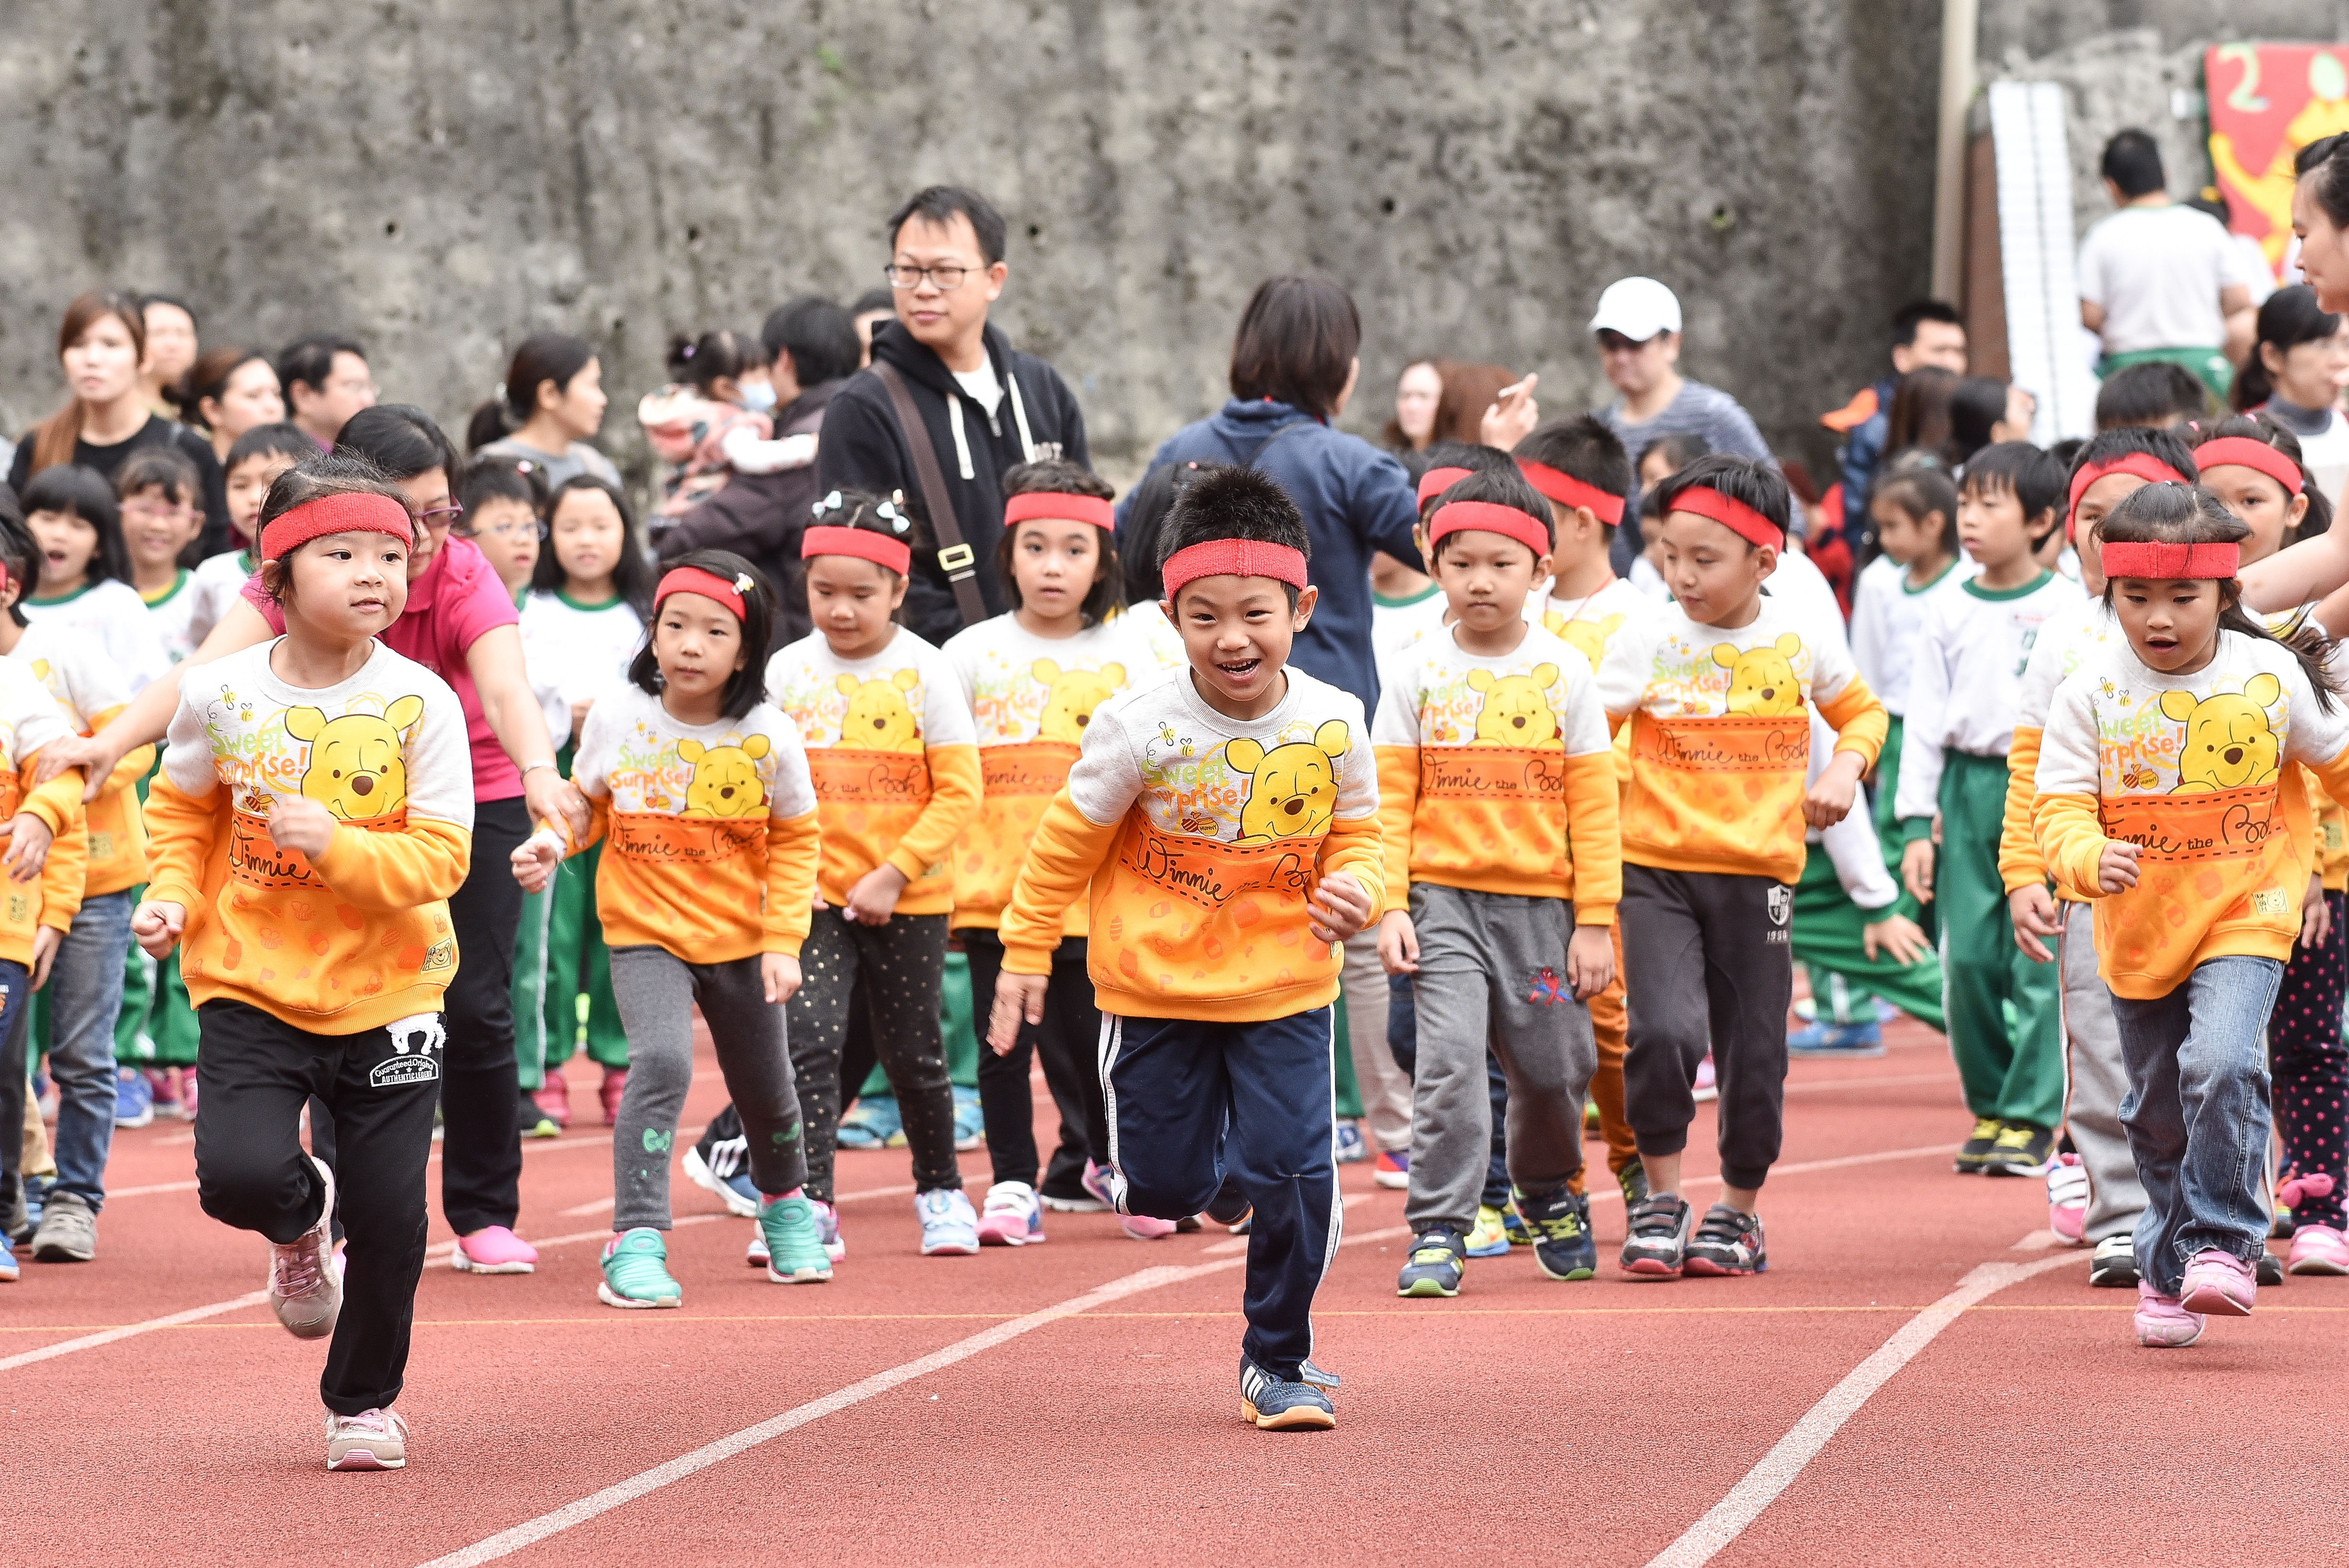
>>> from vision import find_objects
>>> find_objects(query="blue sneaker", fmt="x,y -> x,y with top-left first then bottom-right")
114,1069 -> 155,1130
951,1085 -> 984,1151
916,1188 -> 980,1255
1239,1354 -> 1336,1430
0,1235 -> 17,1282
1518,1185 -> 1597,1281
1787,1019 -> 1885,1059
1334,1121 -> 1368,1164
1397,1227 -> 1467,1297
838,1095 -> 904,1149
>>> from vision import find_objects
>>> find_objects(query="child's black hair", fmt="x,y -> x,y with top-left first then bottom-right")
629,547 -> 775,720
1653,453 -> 1790,546
1514,414 -> 1634,529
1944,376 -> 2011,465
666,329 -> 761,398
1118,460 -> 1188,606
225,421 -> 320,478
2099,480 -> 2342,710
2193,413 -> 2334,542
334,404 -> 463,486
19,464 -> 132,587
1426,466 -> 1554,567
997,457 -> 1121,627
117,444 -> 207,569
1640,433 -> 1713,489
254,454 -> 418,610
535,474 -> 657,616
2094,361 -> 2211,431
806,488 -> 927,631
458,452 -> 549,524
1959,441 -> 2068,545
1157,463 -> 1311,609
1408,440 -> 1517,523
0,490 -> 35,628
1871,461 -> 1959,558
2066,425 -> 2201,534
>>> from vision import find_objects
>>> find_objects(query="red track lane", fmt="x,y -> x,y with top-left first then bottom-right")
9,1015 -> 2339,1566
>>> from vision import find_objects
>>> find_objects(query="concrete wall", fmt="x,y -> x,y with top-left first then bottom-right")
0,0 -> 1945,487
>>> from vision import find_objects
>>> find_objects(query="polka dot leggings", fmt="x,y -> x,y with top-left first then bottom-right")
2269,889 -> 2348,1230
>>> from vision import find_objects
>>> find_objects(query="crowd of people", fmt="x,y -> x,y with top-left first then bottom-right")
9,123 -> 2349,1468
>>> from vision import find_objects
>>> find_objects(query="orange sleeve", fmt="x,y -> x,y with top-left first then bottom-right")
999,790 -> 1124,976
31,773 -> 86,932
312,817 -> 473,913
1562,750 -> 1621,926
1374,746 -> 1418,913
87,705 -> 154,803
1998,725 -> 2047,894
885,743 -> 981,888
140,773 -> 217,916
763,808 -> 821,956
1317,813 -> 1384,904
2032,793 -> 2108,903
1817,676 -> 1889,772
2308,747 -> 2349,871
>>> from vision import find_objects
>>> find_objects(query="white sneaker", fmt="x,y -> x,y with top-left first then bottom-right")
975,1181 -> 1046,1246
325,1406 -> 409,1470
1692,1053 -> 1719,1104
270,1157 -> 342,1341
916,1188 -> 980,1255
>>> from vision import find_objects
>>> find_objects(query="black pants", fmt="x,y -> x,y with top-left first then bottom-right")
962,930 -> 1105,1193
194,1000 -> 441,1416
1620,863 -> 1792,1193
787,909 -> 960,1202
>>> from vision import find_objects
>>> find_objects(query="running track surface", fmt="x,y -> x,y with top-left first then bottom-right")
11,1014 -> 2341,1568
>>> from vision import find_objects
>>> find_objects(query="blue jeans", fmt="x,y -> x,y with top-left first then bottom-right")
2108,956 -> 2282,1296
45,890 -> 133,1211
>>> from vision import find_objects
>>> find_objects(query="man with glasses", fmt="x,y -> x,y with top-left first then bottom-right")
276,333 -> 378,449
817,185 -> 1091,644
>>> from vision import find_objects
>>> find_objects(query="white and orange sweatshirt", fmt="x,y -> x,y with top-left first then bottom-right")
0,658 -> 86,966
12,622 -> 156,897
997,666 -> 1382,1023
1371,623 -> 1619,922
144,640 -> 473,1034
562,684 -> 820,961
763,625 -> 981,915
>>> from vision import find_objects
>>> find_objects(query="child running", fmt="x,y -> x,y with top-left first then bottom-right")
513,549 -> 832,1304
2031,481 -> 2349,1346
18,464 -> 170,693
1594,454 -> 1888,1277
1375,466 -> 1619,1296
990,464 -> 1381,1431
135,456 -> 471,1468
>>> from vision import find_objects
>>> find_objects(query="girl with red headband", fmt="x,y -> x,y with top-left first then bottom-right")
1593,453 -> 1888,1280
513,548 -> 833,1306
763,488 -> 981,1259
134,459 -> 473,1470
2032,482 -> 2349,1347
941,460 -> 1144,1244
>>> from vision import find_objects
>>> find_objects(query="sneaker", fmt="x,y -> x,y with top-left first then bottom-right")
2256,1250 -> 2284,1286
532,1067 -> 571,1131
1683,1202 -> 1767,1275
270,1158 -> 341,1339
1397,1227 -> 1466,1297
951,1085 -> 984,1152
1584,1097 -> 1601,1132
682,1143 -> 760,1219
113,1069 -> 155,1130
1372,1148 -> 1409,1190
975,1181 -> 1047,1246
1039,1184 -> 1106,1214
1334,1121 -> 1368,1164
2046,1153 -> 2088,1242
2179,1249 -> 2256,1317
1953,1117 -> 2003,1174
599,1067 -> 628,1127
1081,1159 -> 1117,1208
1692,1054 -> 1718,1103
0,1236 -> 15,1282
1121,1210 -> 1179,1240
838,1095 -> 904,1149
30,1189 -> 95,1262
146,1068 -> 184,1121
1204,1171 -> 1252,1230
2132,1281 -> 2205,1349
814,1198 -> 845,1261
2287,1224 -> 2349,1275
1238,1354 -> 1335,1431
746,1227 -> 768,1267
1519,1186 -> 1597,1281
1175,1214 -> 1203,1233
1617,1156 -> 1650,1207
758,1193 -> 833,1282
1620,1193 -> 1694,1277
1503,1207 -> 1533,1249
325,1407 -> 410,1471
916,1188 -> 981,1255
1982,1123 -> 2056,1178
181,1068 -> 198,1122
2089,1233 -> 2139,1288
518,1091 -> 561,1140
1464,1204 -> 1512,1258
1,1185 -> 28,1247
1786,1019 -> 1885,1059
451,1226 -> 538,1275
598,1227 -> 682,1308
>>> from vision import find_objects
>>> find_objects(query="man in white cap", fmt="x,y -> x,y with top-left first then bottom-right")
1590,276 -> 1772,468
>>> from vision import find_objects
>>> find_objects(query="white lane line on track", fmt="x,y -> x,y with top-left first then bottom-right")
416,1223 -> 1414,1568
106,1179 -> 200,1198
1588,1144 -> 1953,1206
0,1289 -> 271,1374
1642,1251 -> 2075,1568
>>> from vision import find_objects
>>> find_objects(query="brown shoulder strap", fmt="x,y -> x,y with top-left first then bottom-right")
871,360 -> 988,627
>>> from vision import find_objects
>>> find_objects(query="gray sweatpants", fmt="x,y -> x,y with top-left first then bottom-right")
1342,930 -> 1412,1154
2060,902 -> 2145,1240
1403,885 -> 1594,1233
610,945 -> 807,1231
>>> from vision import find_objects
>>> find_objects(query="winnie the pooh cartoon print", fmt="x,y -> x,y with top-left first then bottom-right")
835,668 -> 924,752
1712,633 -> 1805,716
1548,612 -> 1624,672
2161,675 -> 2282,792
678,735 -> 772,818
1032,659 -> 1126,745
284,695 -> 425,818
1466,665 -> 1562,747
1229,719 -> 1351,842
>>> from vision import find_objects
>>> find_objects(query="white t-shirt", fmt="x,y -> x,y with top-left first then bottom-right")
518,591 -> 646,710
23,579 -> 171,695
187,549 -> 255,653
1847,554 -> 1976,716
141,570 -> 204,664
952,359 -> 1004,419
1372,585 -> 1444,658
1111,600 -> 1188,672
1894,570 -> 2084,822
2076,204 -> 2237,353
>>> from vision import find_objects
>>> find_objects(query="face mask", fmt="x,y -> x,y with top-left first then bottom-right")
739,380 -> 777,413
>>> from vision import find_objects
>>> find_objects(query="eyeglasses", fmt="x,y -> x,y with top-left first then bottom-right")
456,516 -> 540,542
883,262 -> 973,291
122,498 -> 192,519
415,501 -> 465,528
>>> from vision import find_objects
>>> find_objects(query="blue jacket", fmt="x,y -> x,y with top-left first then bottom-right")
1117,398 -> 1423,709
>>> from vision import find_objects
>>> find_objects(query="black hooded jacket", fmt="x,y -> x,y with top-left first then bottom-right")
659,377 -> 842,654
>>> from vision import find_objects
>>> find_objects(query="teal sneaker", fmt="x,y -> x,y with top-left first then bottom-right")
597,1227 -> 682,1309
759,1193 -> 833,1283
1397,1227 -> 1466,1297
838,1096 -> 905,1149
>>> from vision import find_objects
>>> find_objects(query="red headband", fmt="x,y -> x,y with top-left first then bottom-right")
1003,492 -> 1115,531
2067,454 -> 2189,540
2099,541 -> 2240,580
1429,500 -> 1552,560
802,524 -> 912,577
1517,458 -> 1627,526
655,565 -> 758,620
2192,437 -> 2304,498
1670,486 -> 1780,547
1161,538 -> 1310,599
260,491 -> 415,563
1416,466 -> 1474,506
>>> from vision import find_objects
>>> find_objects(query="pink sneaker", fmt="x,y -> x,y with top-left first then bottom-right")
2286,1223 -> 2349,1275
1081,1159 -> 1117,1208
1121,1212 -> 1178,1240
532,1068 -> 570,1130
599,1068 -> 628,1127
451,1226 -> 539,1274
1692,1053 -> 1718,1104
2178,1249 -> 2256,1317
2133,1281 -> 2205,1348
2046,1152 -> 2087,1243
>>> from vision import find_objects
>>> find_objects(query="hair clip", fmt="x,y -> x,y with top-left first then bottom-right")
681,343 -> 696,358
813,489 -> 844,519
734,572 -> 755,595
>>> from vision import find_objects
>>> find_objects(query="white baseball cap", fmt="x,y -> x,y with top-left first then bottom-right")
1590,276 -> 1682,341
